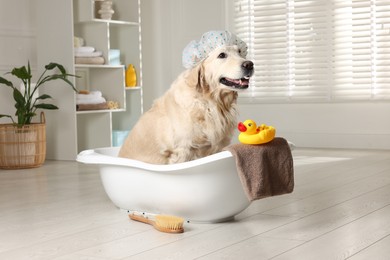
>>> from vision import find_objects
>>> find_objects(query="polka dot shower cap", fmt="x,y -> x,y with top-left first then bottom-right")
182,30 -> 248,69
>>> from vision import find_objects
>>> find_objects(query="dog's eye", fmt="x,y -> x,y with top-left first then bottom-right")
218,52 -> 227,59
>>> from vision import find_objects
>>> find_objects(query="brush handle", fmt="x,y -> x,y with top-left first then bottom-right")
129,214 -> 154,225
129,213 -> 184,234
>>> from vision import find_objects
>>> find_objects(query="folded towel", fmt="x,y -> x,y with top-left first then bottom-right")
75,56 -> 105,65
76,102 -> 109,111
76,90 -> 106,105
224,137 -> 294,201
76,90 -> 103,99
76,96 -> 106,105
74,46 -> 95,53
75,51 -> 103,58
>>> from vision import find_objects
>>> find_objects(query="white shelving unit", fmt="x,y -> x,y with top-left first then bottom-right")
36,0 -> 143,160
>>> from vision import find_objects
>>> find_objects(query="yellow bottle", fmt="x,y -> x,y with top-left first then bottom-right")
125,64 -> 137,87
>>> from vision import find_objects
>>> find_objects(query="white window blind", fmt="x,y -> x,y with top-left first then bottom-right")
234,0 -> 390,102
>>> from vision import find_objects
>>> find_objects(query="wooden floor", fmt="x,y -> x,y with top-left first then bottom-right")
0,148 -> 390,259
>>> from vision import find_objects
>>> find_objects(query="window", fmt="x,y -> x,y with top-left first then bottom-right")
234,0 -> 390,102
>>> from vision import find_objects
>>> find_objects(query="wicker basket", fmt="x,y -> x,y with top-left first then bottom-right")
0,113 -> 46,169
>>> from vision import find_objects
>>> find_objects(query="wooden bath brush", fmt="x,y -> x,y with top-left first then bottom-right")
129,213 -> 184,233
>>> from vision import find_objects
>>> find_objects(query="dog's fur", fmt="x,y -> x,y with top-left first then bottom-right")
119,46 -> 253,164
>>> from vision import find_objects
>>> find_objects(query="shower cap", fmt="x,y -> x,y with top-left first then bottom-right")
182,30 -> 248,69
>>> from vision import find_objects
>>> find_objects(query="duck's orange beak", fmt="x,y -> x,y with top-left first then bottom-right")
238,122 -> 247,132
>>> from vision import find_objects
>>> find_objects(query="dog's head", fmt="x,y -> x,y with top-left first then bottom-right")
188,45 -> 254,94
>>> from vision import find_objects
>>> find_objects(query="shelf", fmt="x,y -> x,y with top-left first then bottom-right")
125,86 -> 141,90
83,19 -> 139,26
36,0 -> 142,157
75,64 -> 125,69
76,108 -> 126,114
74,0 -> 141,26
72,0 -> 143,153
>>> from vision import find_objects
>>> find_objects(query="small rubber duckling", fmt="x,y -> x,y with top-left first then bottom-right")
238,119 -> 276,145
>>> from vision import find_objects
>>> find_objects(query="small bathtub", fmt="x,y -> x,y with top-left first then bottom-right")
77,147 -> 251,223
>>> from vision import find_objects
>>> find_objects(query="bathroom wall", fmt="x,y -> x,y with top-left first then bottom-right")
1,0 -> 389,149
140,0 -> 228,110
0,0 -> 37,123
141,0 -> 390,150
224,0 -> 390,150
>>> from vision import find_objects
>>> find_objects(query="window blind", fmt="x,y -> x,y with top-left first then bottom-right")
234,0 -> 390,102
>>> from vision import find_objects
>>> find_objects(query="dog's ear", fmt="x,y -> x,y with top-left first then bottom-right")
185,63 -> 210,94
197,63 -> 210,93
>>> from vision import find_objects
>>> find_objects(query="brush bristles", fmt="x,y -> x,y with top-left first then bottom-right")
155,215 -> 184,232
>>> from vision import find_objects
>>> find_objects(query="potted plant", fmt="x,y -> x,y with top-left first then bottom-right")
0,62 -> 77,169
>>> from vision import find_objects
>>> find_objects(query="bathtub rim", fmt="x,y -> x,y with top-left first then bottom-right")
77,147 -> 235,172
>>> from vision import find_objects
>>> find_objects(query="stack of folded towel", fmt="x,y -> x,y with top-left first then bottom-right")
76,90 -> 109,111
74,37 -> 105,65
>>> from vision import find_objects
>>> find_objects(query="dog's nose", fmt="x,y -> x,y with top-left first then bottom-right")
242,61 -> 254,72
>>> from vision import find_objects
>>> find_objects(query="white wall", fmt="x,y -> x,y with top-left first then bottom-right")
2,0 -> 389,150
140,0 -> 227,110
0,0 -> 37,123
141,0 -> 390,150
225,0 -> 390,150
237,102 -> 390,150
36,0 -> 78,160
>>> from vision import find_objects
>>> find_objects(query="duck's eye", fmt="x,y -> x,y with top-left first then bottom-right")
218,52 -> 227,59
248,123 -> 252,127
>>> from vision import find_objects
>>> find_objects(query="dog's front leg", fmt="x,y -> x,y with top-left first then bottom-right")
168,147 -> 194,164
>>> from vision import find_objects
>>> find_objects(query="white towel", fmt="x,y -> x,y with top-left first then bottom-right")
76,91 -> 105,105
74,46 -> 95,53
76,90 -> 102,99
76,96 -> 106,105
75,51 -> 103,57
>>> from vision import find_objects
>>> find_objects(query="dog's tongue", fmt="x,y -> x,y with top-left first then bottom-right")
226,78 -> 249,86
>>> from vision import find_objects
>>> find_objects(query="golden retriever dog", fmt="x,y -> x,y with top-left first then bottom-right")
119,45 -> 254,164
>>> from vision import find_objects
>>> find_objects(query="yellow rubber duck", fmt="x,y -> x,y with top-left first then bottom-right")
238,119 -> 276,145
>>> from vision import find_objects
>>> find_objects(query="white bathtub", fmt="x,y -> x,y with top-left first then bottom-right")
77,147 -> 251,223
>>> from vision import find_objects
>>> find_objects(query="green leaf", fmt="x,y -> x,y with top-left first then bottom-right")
3,61 -> 79,126
36,94 -> 52,100
44,62 -> 56,70
11,66 -> 32,80
0,114 -> 13,119
0,77 -> 14,88
45,62 -> 66,75
0,114 -> 16,125
34,103 -> 59,110
25,112 -> 36,122
16,110 -> 26,125
61,77 -> 78,92
27,61 -> 31,75
55,63 -> 66,75
40,74 -> 65,85
13,88 -> 26,107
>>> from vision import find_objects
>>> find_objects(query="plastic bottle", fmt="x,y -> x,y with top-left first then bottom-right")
125,64 -> 137,87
